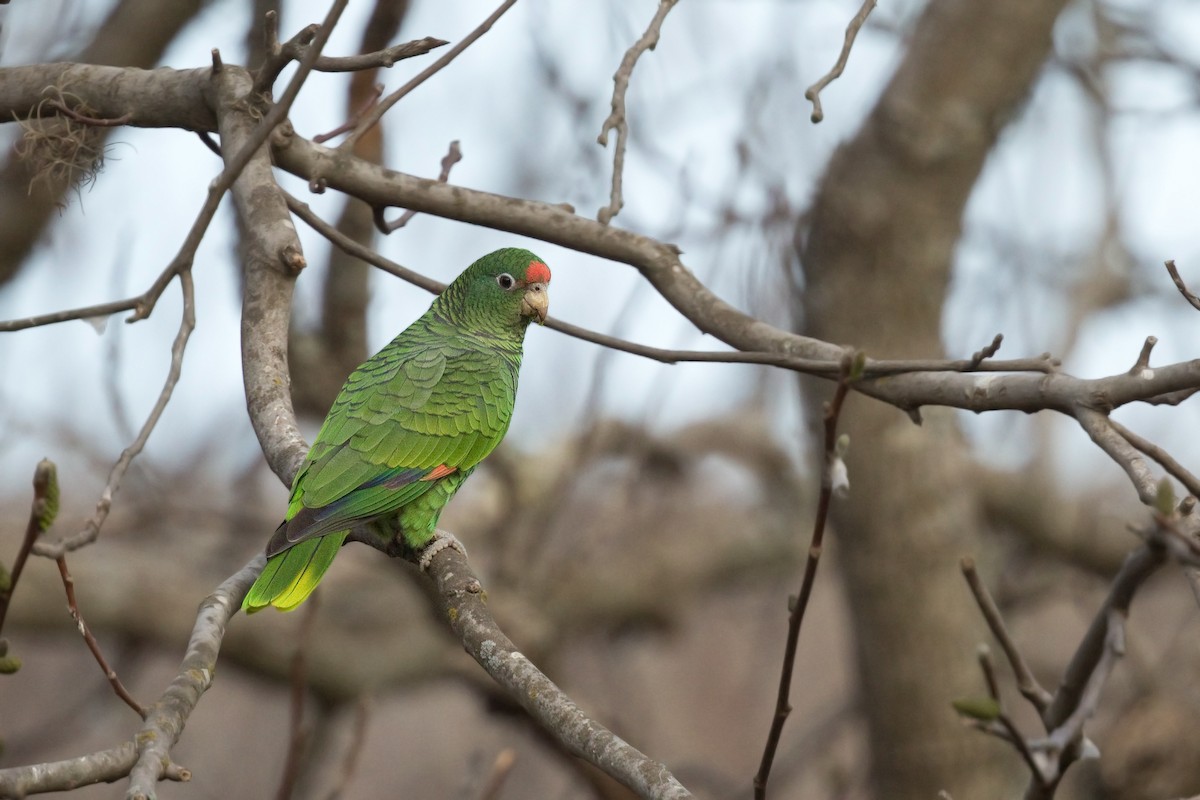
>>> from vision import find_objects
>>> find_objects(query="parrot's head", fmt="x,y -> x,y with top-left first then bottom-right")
440,247 -> 551,335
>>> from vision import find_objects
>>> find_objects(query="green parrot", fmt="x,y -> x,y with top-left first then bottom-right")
242,248 -> 551,613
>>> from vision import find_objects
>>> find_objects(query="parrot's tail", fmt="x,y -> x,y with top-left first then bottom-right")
242,531 -> 348,613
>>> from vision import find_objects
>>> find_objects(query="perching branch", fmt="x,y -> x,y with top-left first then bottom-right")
423,543 -> 693,800
596,0 -> 679,225
3,65 -> 1200,419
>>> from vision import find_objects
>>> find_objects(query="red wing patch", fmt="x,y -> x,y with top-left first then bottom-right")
421,464 -> 458,481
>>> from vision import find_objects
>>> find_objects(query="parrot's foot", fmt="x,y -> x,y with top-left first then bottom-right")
418,529 -> 468,571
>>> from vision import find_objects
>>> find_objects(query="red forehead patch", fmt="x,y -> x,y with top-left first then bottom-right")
525,260 -> 551,284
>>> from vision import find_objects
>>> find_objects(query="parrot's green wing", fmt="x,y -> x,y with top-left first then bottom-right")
243,334 -> 518,613
281,337 -> 517,542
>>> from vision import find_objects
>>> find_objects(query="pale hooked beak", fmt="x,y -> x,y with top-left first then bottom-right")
521,281 -> 549,324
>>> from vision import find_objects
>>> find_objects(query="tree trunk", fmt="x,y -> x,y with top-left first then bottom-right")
796,0 -> 1070,795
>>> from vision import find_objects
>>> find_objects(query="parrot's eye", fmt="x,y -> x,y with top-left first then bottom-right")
496,273 -> 515,290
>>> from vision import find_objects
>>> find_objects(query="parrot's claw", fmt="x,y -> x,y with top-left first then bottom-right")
418,529 -> 468,571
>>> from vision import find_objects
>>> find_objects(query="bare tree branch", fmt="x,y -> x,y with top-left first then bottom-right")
423,543 -> 693,800
0,459 -> 58,641
596,0 -> 679,224
30,269 -> 195,558
960,557 -> 1052,712
754,355 -> 856,799
804,0 -> 878,123
0,0 -> 210,287
126,555 -> 264,799
0,743 -> 187,798
311,36 -> 448,72
1165,259 -> 1200,312
56,554 -> 147,718
340,0 -> 518,150
372,139 -> 462,232
1110,417 -> 1200,500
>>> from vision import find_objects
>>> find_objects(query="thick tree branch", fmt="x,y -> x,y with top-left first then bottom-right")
274,135 -> 1200,415
0,0 -> 209,287
2,64 -> 1198,422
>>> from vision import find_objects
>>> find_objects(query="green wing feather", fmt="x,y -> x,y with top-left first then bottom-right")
242,319 -> 520,613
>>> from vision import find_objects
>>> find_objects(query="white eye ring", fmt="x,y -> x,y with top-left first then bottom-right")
496,273 -> 515,290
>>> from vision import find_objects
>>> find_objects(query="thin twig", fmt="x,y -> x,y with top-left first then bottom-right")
960,556 -> 1052,712
311,36 -> 448,72
45,99 -> 133,127
322,697 -> 370,800
0,459 -> 58,637
1110,418 -> 1200,501
286,193 -> 1063,383
968,333 -> 1004,369
1129,335 -> 1157,374
804,0 -> 878,123
477,748 -> 518,800
341,0 -> 518,150
31,269 -> 195,559
254,19 -> 319,95
257,21 -> 445,94
56,555 -> 147,718
275,594 -> 321,800
373,140 -> 462,232
0,295 -> 155,332
972,647 -> 1045,784
596,0 -> 679,225
313,82 -> 383,144
1165,259 -> 1200,311
753,354 -> 856,800
1044,542 -> 1166,729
